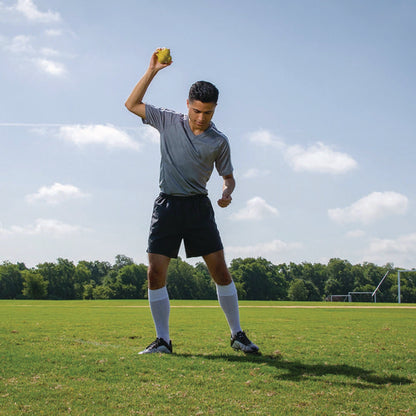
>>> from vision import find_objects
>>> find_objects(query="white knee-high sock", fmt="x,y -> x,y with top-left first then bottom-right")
148,286 -> 170,343
216,281 -> 242,337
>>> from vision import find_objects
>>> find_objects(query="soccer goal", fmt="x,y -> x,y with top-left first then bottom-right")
326,294 -> 350,302
347,292 -> 374,302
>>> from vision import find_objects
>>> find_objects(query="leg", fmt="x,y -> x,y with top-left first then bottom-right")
203,250 -> 259,353
140,194 -> 179,353
203,250 -> 241,336
147,253 -> 171,344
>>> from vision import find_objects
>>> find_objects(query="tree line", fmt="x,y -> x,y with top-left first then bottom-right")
1,255 -> 415,302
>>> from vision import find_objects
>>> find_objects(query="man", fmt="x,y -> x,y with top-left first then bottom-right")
125,48 -> 259,355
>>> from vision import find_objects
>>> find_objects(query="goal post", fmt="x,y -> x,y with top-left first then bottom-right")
372,270 -> 390,303
397,269 -> 416,304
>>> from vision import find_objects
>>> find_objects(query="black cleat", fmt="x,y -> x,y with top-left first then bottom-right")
139,338 -> 172,354
231,331 -> 259,354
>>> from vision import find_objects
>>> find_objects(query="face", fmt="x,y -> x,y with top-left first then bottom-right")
187,100 -> 217,133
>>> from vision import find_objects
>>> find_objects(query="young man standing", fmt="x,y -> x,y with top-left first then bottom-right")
125,48 -> 259,355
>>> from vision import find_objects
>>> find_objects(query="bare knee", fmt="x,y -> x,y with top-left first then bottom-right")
147,254 -> 169,290
147,266 -> 164,288
203,251 -> 232,286
212,268 -> 232,286
208,261 -> 232,286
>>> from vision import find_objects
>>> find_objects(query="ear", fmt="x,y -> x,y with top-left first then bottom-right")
186,99 -> 190,108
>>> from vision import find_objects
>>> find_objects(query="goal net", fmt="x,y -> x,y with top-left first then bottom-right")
348,291 -> 374,302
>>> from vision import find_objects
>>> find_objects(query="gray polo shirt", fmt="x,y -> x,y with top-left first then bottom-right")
143,104 -> 233,196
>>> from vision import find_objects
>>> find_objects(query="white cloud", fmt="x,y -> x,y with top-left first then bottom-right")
346,229 -> 366,238
139,125 -> 160,144
39,47 -> 60,57
1,34 -> 67,77
26,183 -> 89,205
44,29 -> 63,37
1,2 -> 69,77
0,222 -> 11,236
14,0 -> 61,23
242,168 -> 271,179
285,142 -> 357,174
248,129 -> 285,149
231,196 -> 279,221
58,124 -> 141,151
248,129 -> 357,174
8,123 -> 147,151
364,233 -> 416,268
4,219 -> 88,237
3,34 -> 34,54
328,191 -> 408,225
34,58 -> 66,76
227,239 -> 302,258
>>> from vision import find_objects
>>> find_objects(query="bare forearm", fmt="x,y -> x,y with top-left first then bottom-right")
222,176 -> 235,198
217,174 -> 235,208
125,67 -> 158,113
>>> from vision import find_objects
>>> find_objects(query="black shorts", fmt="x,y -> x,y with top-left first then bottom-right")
147,193 -> 223,258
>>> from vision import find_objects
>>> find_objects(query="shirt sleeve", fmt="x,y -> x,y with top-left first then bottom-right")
142,104 -> 178,132
215,138 -> 233,176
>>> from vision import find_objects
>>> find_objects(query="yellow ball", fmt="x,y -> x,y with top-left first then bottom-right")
156,48 -> 172,64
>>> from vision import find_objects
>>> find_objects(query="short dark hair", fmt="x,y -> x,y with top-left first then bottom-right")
188,81 -> 219,104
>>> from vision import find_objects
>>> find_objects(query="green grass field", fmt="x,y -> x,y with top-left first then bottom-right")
1,300 -> 415,415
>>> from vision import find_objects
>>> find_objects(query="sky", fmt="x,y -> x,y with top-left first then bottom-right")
0,0 -> 415,269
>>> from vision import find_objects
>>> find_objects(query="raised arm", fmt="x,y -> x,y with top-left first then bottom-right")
125,49 -> 172,119
217,174 -> 235,208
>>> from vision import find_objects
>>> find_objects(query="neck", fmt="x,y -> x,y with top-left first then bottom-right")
188,119 -> 210,135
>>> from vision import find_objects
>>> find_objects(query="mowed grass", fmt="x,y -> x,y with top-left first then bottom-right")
1,300 -> 415,415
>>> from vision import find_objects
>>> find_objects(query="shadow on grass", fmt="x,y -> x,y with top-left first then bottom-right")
175,352 -> 412,388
